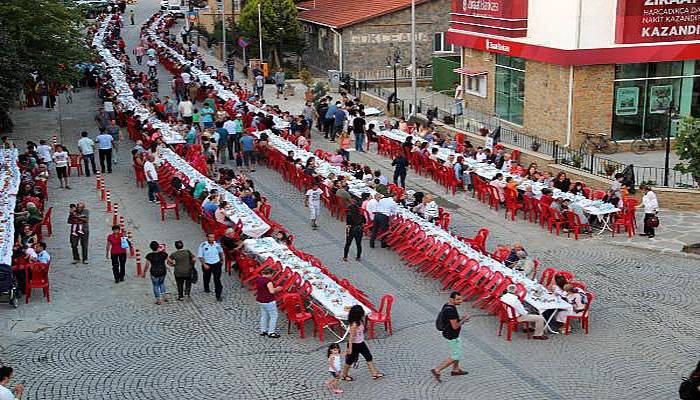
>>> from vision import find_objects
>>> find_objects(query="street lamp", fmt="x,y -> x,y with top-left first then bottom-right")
386,46 -> 402,115
663,101 -> 677,187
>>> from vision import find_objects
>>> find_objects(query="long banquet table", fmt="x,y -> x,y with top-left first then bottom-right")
0,149 -> 20,266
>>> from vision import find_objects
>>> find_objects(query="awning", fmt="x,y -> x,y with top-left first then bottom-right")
453,67 -> 488,76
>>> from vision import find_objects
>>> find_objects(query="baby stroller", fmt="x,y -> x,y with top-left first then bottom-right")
0,264 -> 19,308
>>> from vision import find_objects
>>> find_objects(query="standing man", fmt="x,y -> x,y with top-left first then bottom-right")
304,180 -> 323,230
343,200 -> 366,261
178,96 -> 194,125
431,291 -> 470,382
454,82 -> 463,116
254,73 -> 265,99
129,9 -> 135,25
78,131 -> 97,177
352,111 -> 366,152
331,104 -> 346,142
35,139 -> 53,173
167,240 -> 196,301
180,26 -> 188,44
370,193 -> 398,248
239,132 -> 256,173
105,119 -> 122,164
133,44 -> 145,65
69,202 -> 90,264
197,233 -> 225,302
226,55 -> 236,81
274,68 -> 286,100
324,101 -> 338,140
143,154 -> 160,203
391,153 -> 409,188
0,366 -> 24,400
95,128 -> 114,174
223,116 -> 239,161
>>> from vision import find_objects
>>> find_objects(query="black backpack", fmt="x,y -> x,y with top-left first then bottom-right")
435,305 -> 453,332
679,377 -> 699,400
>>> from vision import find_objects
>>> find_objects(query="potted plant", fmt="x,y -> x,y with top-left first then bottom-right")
571,153 -> 583,168
299,68 -> 314,102
602,161 -> 617,176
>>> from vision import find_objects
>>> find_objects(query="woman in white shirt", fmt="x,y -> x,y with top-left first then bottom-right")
423,194 -> 440,222
52,144 -> 70,190
638,185 -> 659,238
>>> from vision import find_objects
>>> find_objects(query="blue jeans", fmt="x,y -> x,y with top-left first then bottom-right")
455,99 -> 463,116
354,133 -> 364,152
151,276 -> 166,299
258,301 -> 278,334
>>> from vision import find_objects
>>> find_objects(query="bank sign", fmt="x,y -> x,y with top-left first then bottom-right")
450,0 -> 528,38
616,0 -> 700,43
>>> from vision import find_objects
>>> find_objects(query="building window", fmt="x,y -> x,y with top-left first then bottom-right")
495,54 -> 525,125
433,32 -> 454,53
318,29 -> 325,50
465,74 -> 487,98
612,60 -> 700,140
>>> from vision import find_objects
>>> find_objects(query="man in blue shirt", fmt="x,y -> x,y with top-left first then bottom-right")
239,133 -> 256,173
324,101 -> 339,140
197,233 -> 225,301
95,128 -> 114,173
332,106 -> 346,142
202,193 -> 220,216
34,242 -> 51,264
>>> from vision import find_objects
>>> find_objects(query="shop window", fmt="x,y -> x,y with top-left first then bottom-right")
465,74 -> 487,98
495,55 -> 525,125
433,32 -> 454,53
612,60 -> 699,140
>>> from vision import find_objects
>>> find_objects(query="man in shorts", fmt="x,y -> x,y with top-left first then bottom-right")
431,291 -> 470,382
305,181 -> 323,229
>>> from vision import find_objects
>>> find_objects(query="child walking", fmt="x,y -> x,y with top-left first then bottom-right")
326,343 -> 343,394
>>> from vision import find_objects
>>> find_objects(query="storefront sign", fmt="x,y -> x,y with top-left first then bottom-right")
615,87 -> 640,116
649,85 -> 673,113
450,0 -> 528,38
616,0 -> 700,43
348,32 -> 429,45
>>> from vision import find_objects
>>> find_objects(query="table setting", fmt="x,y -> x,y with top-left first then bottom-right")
0,149 -> 20,266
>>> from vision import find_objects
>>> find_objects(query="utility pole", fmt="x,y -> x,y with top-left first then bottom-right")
410,0 -> 417,117
258,2 -> 264,62
221,0 -> 227,66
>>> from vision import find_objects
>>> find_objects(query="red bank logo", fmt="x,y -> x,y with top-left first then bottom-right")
462,0 -> 500,12
486,38 -> 510,52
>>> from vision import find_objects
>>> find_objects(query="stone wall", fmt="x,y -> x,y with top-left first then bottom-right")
302,28 -> 340,75
571,65 -> 615,149
522,60 -> 569,143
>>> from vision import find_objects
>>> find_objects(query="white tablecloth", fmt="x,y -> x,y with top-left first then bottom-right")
243,237 -> 371,320
159,148 -> 270,238
0,149 -> 20,265
377,129 -> 620,216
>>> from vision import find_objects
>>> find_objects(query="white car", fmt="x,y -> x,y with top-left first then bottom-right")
160,0 -> 168,11
168,4 -> 185,17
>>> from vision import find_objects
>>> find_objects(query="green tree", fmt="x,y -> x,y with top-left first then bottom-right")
0,0 -> 90,129
238,0 -> 303,68
673,116 -> 700,186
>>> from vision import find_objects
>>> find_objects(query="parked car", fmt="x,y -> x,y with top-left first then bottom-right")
168,4 -> 185,17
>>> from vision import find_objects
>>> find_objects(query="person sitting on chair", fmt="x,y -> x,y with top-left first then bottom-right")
499,284 -> 548,340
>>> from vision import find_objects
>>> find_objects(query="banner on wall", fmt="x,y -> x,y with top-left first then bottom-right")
615,87 -> 640,116
649,85 -> 673,114
616,0 -> 700,44
450,0 -> 529,38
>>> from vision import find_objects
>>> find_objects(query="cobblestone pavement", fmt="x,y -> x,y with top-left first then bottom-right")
1,3 -> 699,399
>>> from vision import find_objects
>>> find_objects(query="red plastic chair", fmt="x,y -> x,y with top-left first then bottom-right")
504,191 -> 523,220
68,154 -> 83,176
563,292 -> 594,335
555,271 -> 575,282
460,228 -> 489,254
497,301 -> 531,341
611,209 -> 635,237
539,267 -> 558,287
367,294 -> 394,339
569,281 -> 588,291
311,303 -> 341,342
39,206 -> 53,237
25,262 -> 51,303
548,209 -> 567,236
156,193 -> 180,221
490,246 -> 511,262
591,190 -> 606,200
285,293 -> 312,338
522,196 -> 540,223
565,212 -> 592,240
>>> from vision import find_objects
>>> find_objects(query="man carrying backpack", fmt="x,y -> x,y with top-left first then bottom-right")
431,291 -> 470,382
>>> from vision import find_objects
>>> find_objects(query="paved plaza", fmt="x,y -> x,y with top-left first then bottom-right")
1,2 -> 699,399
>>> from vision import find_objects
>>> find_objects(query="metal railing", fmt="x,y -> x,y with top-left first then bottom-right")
342,75 -> 406,118
554,146 -> 697,189
348,66 -> 432,82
